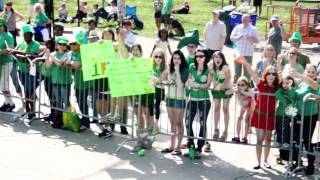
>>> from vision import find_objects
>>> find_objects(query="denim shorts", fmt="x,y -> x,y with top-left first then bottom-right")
166,98 -> 186,109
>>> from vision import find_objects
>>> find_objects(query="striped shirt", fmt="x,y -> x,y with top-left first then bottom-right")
230,24 -> 259,56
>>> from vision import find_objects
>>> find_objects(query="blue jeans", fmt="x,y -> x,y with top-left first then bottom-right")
52,84 -> 70,110
75,89 -> 93,127
185,100 -> 211,152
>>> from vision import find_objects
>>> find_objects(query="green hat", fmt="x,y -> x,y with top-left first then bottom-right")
53,23 -> 64,30
288,32 -> 302,44
177,29 -> 200,49
0,19 -> 6,26
69,27 -> 85,44
22,24 -> 34,34
55,36 -> 69,44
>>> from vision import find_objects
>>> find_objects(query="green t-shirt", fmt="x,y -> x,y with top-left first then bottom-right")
70,52 -> 93,90
275,88 -> 297,116
0,32 -> 14,65
30,0 -> 39,5
188,63 -> 210,100
34,12 -> 49,26
16,40 -> 40,73
161,0 -> 173,15
39,61 -> 51,77
295,82 -> 319,116
281,51 -> 310,69
50,52 -> 72,85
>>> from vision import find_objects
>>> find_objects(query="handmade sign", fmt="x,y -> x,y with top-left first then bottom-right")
80,40 -> 116,81
108,58 -> 155,97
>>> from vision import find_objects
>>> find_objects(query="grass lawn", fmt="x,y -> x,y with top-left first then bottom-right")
8,0 -> 318,40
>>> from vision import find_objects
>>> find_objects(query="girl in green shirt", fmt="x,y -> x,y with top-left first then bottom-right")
33,3 -> 51,42
274,76 -> 296,163
45,36 -> 72,128
289,64 -> 319,175
185,48 -> 212,157
208,51 -> 232,141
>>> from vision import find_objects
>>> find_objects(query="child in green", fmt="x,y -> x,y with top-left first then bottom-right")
274,76 -> 297,162
68,29 -> 94,130
0,19 -> 15,112
46,36 -> 72,117
208,51 -> 232,141
11,25 -> 40,118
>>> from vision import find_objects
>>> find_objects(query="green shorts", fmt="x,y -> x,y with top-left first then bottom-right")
211,90 -> 233,99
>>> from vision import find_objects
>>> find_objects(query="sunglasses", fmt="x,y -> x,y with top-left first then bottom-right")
266,72 -> 277,76
154,55 -> 164,59
267,49 -> 274,51
237,83 -> 246,87
195,55 -> 205,58
58,43 -> 67,46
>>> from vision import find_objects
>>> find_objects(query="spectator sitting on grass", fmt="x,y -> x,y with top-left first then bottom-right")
93,0 -> 118,24
172,1 -> 190,14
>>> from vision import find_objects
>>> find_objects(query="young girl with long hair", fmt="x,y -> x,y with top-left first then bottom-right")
150,28 -> 172,63
229,76 -> 254,144
185,48 -> 212,158
161,50 -> 188,155
208,51 -> 232,141
242,59 -> 280,169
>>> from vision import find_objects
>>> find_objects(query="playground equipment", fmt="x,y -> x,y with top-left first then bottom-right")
265,1 -> 320,44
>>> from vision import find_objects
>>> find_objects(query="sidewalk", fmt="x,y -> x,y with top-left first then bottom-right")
1,24 -> 319,180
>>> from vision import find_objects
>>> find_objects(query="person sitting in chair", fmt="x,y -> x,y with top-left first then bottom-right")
93,1 -> 118,24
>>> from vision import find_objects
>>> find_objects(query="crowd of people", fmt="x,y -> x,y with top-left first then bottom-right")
0,0 -> 320,176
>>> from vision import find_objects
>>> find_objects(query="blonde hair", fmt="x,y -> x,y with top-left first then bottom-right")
33,3 -> 43,11
262,44 -> 275,59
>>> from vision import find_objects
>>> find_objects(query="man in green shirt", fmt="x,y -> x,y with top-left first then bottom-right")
0,19 -> 15,112
278,32 -> 310,70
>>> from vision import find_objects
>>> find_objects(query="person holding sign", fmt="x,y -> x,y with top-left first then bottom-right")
10,24 -> 41,118
68,29 -> 95,131
97,28 -> 116,138
0,19 -> 15,112
45,36 -> 72,128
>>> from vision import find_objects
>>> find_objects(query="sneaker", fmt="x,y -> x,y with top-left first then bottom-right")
0,104 -> 9,111
80,125 -> 89,131
6,104 -> 15,112
120,126 -> 129,135
98,128 -> 112,138
195,151 -> 202,159
204,142 -> 212,152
